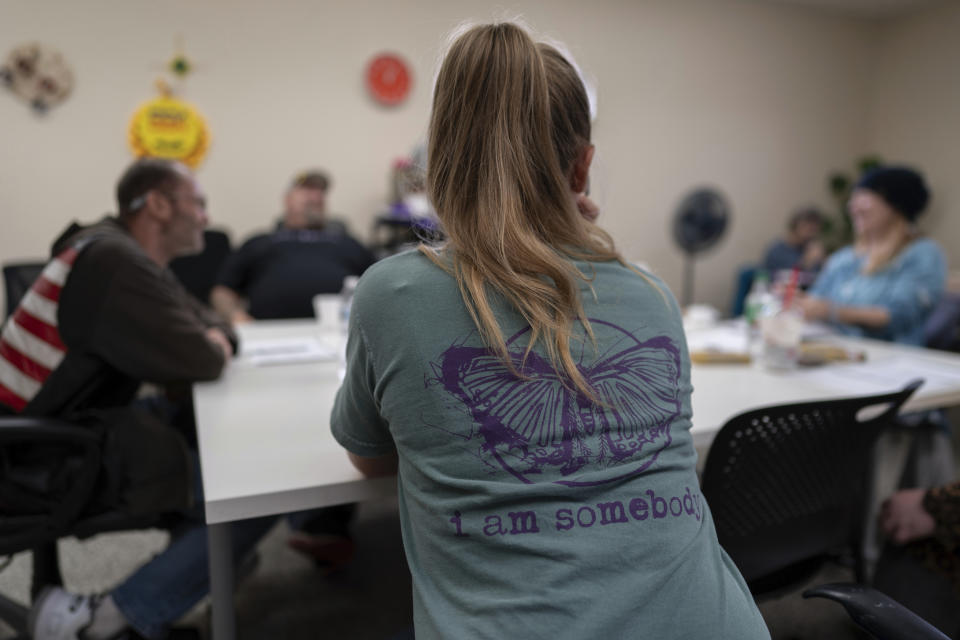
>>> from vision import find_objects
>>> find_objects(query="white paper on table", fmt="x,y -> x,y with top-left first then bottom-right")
685,324 -> 750,354
241,337 -> 338,366
800,321 -> 838,341
793,354 -> 960,396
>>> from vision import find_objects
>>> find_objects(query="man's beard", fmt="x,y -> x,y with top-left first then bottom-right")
303,210 -> 326,229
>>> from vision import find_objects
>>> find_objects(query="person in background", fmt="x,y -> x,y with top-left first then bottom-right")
798,166 -> 945,346
10,159 -> 277,640
330,22 -> 769,639
211,170 -> 369,568
876,483 -> 960,637
210,170 -> 375,322
762,206 -> 825,285
804,166 -> 953,632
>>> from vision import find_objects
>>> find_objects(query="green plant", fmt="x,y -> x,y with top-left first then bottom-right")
822,154 -> 883,250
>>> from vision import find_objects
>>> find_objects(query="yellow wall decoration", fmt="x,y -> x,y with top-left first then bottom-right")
128,95 -> 209,167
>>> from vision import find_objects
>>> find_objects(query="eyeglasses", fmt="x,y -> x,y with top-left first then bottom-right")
127,191 -> 207,212
162,191 -> 208,210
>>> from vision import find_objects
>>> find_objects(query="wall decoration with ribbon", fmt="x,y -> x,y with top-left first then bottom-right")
0,42 -> 75,114
128,80 -> 209,168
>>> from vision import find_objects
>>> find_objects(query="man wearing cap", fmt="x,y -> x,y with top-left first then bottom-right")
798,165 -> 946,345
5,158 -> 279,640
211,170 -> 375,323
210,170 -> 372,567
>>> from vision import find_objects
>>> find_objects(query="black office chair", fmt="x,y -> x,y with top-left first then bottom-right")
804,582 -> 950,640
169,229 -> 232,305
700,379 -> 922,597
924,291 -> 960,352
0,416 -> 162,638
2,262 -> 45,320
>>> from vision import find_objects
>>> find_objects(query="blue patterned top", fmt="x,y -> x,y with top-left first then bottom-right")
809,238 -> 946,345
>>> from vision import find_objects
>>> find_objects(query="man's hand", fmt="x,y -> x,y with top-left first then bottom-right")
575,193 -> 600,223
205,327 -> 233,362
210,285 -> 253,326
880,488 -> 936,545
230,309 -> 254,325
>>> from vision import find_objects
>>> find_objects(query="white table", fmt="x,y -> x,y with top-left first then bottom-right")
194,319 -> 960,640
194,320 -> 394,640
688,324 -> 960,579
689,329 -> 960,447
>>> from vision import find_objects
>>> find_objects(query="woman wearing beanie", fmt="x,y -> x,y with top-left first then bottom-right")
803,167 -> 953,633
798,166 -> 946,345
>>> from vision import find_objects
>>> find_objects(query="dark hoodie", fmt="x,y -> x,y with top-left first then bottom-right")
5,217 -> 236,514
25,216 -> 235,417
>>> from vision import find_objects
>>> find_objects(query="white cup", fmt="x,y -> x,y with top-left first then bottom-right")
312,294 -> 341,334
760,310 -> 803,370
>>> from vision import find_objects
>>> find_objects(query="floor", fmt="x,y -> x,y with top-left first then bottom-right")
0,495 -> 869,640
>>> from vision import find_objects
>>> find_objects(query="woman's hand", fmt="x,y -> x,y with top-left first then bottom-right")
880,488 -> 936,544
796,296 -> 892,329
796,294 -> 830,322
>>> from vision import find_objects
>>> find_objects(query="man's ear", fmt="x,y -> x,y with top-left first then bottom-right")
570,144 -> 595,194
144,190 -> 172,222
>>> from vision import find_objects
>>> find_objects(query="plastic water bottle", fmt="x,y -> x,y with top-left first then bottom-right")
744,271 -> 781,360
336,276 -> 360,379
744,271 -> 772,328
761,268 -> 802,369
339,275 -> 360,334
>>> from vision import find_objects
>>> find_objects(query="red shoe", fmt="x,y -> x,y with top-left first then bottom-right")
287,533 -> 356,573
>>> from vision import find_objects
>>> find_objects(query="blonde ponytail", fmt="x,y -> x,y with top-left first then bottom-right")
422,23 -> 627,398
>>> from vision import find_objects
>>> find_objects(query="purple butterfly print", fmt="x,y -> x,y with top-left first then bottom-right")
431,319 -> 682,486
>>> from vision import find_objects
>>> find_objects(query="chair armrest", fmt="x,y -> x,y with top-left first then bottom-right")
803,582 -> 950,640
871,379 -> 924,424
0,416 -> 100,447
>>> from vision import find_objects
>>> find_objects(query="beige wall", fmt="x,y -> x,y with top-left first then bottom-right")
869,1 -> 960,271
0,0 -> 886,311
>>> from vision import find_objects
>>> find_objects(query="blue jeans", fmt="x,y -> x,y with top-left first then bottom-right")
110,453 -> 278,639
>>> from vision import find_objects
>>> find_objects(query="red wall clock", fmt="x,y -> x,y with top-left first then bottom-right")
366,53 -> 411,106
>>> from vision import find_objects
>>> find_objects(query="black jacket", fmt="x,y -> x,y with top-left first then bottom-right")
25,217 -> 236,417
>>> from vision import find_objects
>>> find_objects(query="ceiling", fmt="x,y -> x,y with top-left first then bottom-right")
755,0 -> 948,18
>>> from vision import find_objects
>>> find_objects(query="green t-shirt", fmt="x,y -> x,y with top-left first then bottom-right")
332,251 -> 769,640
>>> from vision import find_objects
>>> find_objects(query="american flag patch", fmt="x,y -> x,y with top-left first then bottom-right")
0,245 -> 80,412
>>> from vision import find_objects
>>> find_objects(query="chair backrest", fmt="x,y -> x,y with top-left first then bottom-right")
700,379 -> 922,595
924,291 -> 960,352
168,229 -> 232,305
729,264 -> 757,318
3,261 -> 46,320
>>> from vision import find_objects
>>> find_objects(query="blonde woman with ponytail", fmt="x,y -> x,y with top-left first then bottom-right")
332,22 -> 769,639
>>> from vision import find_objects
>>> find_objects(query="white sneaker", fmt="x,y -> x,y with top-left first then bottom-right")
27,586 -> 96,640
